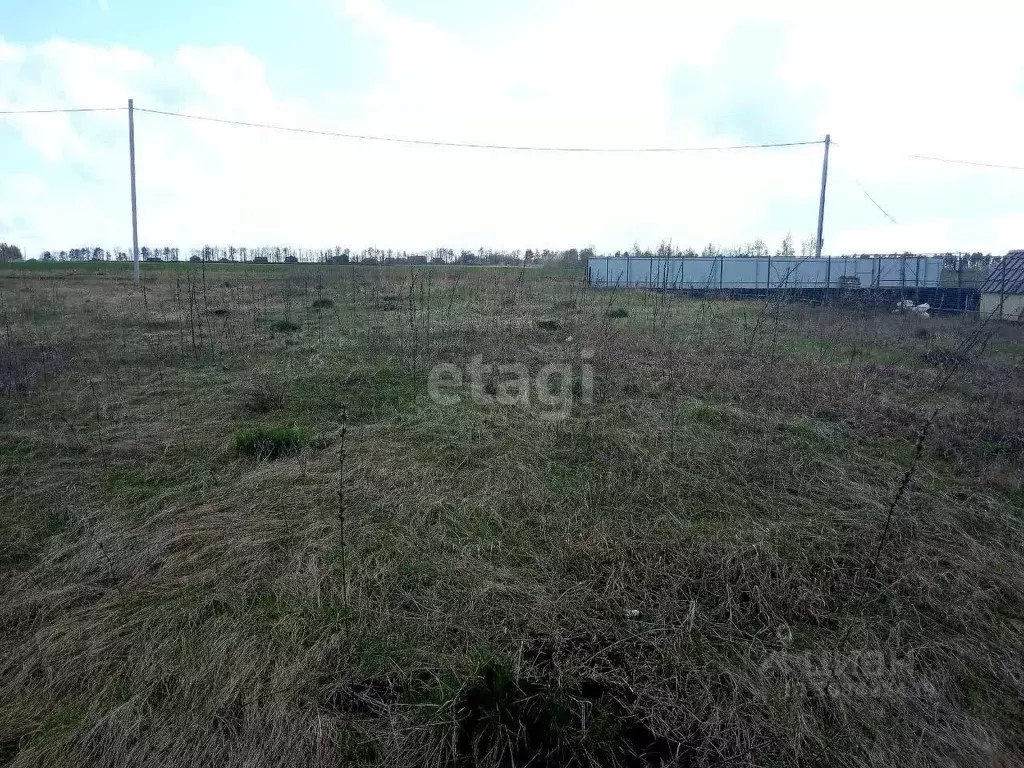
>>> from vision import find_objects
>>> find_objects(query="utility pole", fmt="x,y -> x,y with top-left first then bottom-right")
128,98 -> 140,283
815,134 -> 831,302
815,134 -> 830,260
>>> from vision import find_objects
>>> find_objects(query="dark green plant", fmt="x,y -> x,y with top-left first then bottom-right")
234,426 -> 304,459
271,318 -> 301,333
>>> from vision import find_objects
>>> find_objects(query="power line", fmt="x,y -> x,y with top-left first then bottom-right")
0,106 -> 126,115
824,145 -> 900,224
134,107 -> 824,153
909,153 -> 1024,172
5,105 -> 1024,170
833,139 -> 1024,172
852,176 -> 898,224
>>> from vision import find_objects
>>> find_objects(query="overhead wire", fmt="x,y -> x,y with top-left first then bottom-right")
851,177 -> 899,224
6,106 -> 1024,169
831,139 -> 1024,172
133,107 -> 824,153
0,106 -> 126,115
4,106 -> 1024,169
908,153 -> 1024,172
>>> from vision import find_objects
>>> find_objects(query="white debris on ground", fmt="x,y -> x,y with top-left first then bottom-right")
893,299 -> 931,318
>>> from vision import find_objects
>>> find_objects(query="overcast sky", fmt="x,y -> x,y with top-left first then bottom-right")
2,0 -> 1023,257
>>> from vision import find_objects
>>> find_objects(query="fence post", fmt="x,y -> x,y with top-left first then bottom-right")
915,253 -> 921,303
128,98 -> 140,283
999,256 -> 1007,320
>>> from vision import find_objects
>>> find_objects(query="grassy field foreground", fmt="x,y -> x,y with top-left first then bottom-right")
1,262 -> 1023,767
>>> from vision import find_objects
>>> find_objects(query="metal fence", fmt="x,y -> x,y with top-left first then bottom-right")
587,255 -> 944,291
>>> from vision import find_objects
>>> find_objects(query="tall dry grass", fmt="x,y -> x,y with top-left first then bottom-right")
0,261 -> 1022,766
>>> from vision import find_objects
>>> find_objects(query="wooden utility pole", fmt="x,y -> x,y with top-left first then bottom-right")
129,98 -> 140,283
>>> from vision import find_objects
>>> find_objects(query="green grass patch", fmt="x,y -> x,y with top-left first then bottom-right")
777,419 -> 842,452
1005,489 -> 1024,512
26,703 -> 86,749
679,399 -> 756,431
331,366 -> 423,422
234,425 -> 305,459
782,337 -> 906,366
270,317 -> 302,333
103,469 -> 170,504
990,341 -> 1024,358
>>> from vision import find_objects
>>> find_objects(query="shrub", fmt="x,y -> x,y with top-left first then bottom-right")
271,318 -> 301,333
243,380 -> 285,414
235,426 -> 304,459
921,345 -> 971,369
377,294 -> 403,312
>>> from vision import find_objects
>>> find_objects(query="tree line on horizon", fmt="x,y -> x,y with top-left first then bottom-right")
11,240 -> 1003,272
0,243 -> 25,263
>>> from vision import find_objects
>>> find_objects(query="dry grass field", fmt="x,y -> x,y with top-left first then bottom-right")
1,261 -> 1023,767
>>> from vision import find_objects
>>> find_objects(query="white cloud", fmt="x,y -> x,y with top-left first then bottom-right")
1,1 -> 1023,256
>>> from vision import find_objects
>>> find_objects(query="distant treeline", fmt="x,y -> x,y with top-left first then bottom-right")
36,245 -> 594,266
40,247 -> 179,263
26,242 -> 1004,271
0,243 -> 24,263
